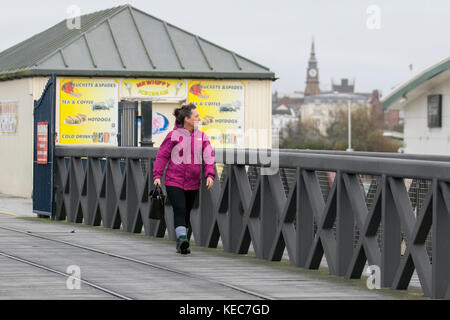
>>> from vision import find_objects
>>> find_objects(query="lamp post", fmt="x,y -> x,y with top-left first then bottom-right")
346,99 -> 353,152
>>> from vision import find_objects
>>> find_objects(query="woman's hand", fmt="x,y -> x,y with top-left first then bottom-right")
206,177 -> 214,190
154,178 -> 161,187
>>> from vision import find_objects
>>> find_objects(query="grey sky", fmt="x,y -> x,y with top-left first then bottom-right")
1,0 -> 449,98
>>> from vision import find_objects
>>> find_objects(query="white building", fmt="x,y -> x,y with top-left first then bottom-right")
272,104 -> 298,142
382,56 -> 450,155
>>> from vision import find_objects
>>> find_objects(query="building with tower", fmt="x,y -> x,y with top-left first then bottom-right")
272,38 -> 385,141
304,39 -> 320,96
300,39 -> 387,136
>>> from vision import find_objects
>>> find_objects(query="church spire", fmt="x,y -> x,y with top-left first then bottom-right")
304,37 -> 320,96
310,37 -> 316,61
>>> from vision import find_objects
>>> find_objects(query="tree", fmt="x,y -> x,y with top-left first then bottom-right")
279,105 -> 402,152
280,118 -> 330,149
327,106 -> 402,152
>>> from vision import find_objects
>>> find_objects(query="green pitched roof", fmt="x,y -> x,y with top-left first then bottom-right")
0,4 -> 275,80
381,57 -> 450,110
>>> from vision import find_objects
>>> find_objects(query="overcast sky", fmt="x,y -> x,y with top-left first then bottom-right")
1,0 -> 449,98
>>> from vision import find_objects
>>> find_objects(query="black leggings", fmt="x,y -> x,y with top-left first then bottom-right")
165,186 -> 199,228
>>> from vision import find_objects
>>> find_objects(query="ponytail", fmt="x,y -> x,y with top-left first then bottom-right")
173,103 -> 196,125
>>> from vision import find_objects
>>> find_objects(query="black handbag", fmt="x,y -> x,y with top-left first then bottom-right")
149,185 -> 165,220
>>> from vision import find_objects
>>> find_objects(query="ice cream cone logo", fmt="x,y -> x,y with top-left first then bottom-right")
175,82 -> 183,96
124,81 -> 132,96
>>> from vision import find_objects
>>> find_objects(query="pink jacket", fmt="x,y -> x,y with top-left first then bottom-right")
153,121 -> 216,190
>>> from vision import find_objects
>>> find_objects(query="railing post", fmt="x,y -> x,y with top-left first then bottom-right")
297,167 -> 314,268
381,174 -> 401,287
336,170 -> 354,276
192,166 -> 217,247
432,180 -> 450,299
261,171 -> 282,260
87,157 -> 102,226
228,164 -> 244,253
54,157 -> 67,221
68,157 -> 83,223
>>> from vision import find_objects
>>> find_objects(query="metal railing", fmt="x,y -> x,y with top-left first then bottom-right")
54,146 -> 450,299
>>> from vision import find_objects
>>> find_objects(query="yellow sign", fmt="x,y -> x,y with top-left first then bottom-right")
187,80 -> 245,148
59,78 -> 119,145
120,79 -> 187,99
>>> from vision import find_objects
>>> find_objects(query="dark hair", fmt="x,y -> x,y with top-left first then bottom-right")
173,103 -> 196,124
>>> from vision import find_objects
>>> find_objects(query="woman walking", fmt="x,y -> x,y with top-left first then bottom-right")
153,103 -> 215,254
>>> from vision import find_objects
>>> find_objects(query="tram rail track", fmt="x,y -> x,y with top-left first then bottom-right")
0,250 -> 134,300
0,225 -> 274,300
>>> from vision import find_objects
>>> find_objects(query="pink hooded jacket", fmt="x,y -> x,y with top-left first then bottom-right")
153,121 -> 216,190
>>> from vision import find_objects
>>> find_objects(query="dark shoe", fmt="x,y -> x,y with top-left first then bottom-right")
176,235 -> 190,254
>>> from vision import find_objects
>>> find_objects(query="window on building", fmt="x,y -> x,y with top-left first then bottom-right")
427,94 -> 442,128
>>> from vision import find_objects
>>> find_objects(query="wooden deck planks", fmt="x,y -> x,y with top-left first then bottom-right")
0,214 -> 427,300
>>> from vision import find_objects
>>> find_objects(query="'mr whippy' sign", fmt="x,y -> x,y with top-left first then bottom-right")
120,79 -> 187,99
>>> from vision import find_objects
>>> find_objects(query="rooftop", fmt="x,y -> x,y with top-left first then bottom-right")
0,4 -> 275,81
304,92 -> 370,104
382,56 -> 450,110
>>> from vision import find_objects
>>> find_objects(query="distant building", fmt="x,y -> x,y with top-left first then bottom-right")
332,78 -> 354,94
301,39 -> 381,133
385,109 -> 404,130
272,91 -> 303,115
301,93 -> 371,135
271,91 -> 303,144
272,103 -> 298,141
304,39 -> 320,96
369,89 -> 384,123
273,39 -> 383,139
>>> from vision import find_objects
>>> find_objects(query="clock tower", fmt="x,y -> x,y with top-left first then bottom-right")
305,38 -> 320,96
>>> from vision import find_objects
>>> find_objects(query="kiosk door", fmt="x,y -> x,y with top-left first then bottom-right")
33,74 -> 56,218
